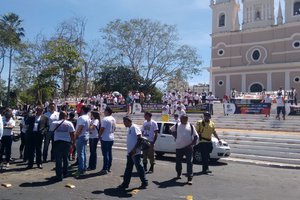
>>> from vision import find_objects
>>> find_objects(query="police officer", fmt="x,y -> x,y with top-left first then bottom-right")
195,112 -> 222,174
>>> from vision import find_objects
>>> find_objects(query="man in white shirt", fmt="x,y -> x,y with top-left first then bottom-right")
118,116 -> 148,189
207,92 -> 215,115
43,102 -> 59,162
141,112 -> 158,173
170,114 -> 199,185
99,107 -> 116,174
174,106 -> 186,119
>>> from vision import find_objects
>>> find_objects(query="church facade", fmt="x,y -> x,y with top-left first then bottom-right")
210,0 -> 300,98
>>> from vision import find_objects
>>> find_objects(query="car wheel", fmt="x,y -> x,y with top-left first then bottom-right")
193,149 -> 202,163
155,152 -> 165,158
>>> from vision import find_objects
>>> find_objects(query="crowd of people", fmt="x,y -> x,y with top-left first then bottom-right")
0,99 -> 222,188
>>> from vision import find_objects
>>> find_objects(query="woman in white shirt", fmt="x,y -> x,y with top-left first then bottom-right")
0,109 -> 16,168
88,111 -> 100,170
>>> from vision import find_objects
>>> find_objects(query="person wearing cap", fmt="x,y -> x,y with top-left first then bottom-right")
170,114 -> 199,185
118,116 -> 148,189
195,112 -> 222,174
99,106 -> 116,174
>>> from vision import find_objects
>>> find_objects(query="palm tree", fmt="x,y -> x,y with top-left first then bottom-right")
0,12 -> 25,106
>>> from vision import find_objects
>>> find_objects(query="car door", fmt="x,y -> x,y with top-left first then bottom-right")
156,122 -> 176,153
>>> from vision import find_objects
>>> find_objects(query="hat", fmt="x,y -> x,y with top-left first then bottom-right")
123,115 -> 132,122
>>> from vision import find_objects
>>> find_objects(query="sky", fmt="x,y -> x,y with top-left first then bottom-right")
0,0 -> 283,87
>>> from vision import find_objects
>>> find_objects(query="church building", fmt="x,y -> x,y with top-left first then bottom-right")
210,0 -> 300,98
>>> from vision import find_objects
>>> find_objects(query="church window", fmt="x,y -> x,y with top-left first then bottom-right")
218,80 -> 224,86
218,49 -> 224,56
219,14 -> 225,27
293,41 -> 300,48
294,2 -> 300,15
294,77 -> 300,83
255,11 -> 261,20
252,50 -> 260,61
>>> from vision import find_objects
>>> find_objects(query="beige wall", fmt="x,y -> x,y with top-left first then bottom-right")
230,75 -> 241,92
214,75 -> 226,98
246,74 -> 267,91
212,23 -> 300,68
271,72 -> 285,91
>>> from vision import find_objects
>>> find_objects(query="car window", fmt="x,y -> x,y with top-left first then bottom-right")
158,123 -> 162,133
162,123 -> 174,135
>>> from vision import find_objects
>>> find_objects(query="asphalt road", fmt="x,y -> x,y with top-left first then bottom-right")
1,141 -> 300,200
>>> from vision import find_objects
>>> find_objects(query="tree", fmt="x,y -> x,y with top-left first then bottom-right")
0,12 -> 25,106
43,38 -> 82,98
101,19 -> 202,89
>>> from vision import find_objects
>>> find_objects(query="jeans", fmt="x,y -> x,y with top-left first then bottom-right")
100,140 -> 114,171
88,138 -> 99,170
175,146 -> 193,179
0,135 -> 13,163
122,154 -> 148,187
54,140 -> 71,179
43,131 -> 54,161
76,136 -> 88,172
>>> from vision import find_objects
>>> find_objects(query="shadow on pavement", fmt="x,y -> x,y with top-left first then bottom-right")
153,177 -> 187,188
92,188 -> 133,198
19,177 -> 58,187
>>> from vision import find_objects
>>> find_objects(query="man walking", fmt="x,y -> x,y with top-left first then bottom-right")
141,112 -> 158,173
170,114 -> 199,185
195,112 -> 222,174
118,116 -> 148,189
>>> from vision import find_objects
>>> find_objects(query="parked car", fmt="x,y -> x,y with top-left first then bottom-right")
154,121 -> 231,163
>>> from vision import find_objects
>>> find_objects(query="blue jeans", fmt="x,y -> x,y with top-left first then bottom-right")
89,138 -> 99,170
100,140 -> 114,171
43,131 -> 54,161
122,154 -> 148,187
54,140 -> 71,179
176,146 -> 193,179
76,136 -> 88,172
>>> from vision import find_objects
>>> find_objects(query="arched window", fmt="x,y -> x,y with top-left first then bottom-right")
250,83 -> 263,93
219,14 -> 225,27
294,2 -> 300,15
255,11 -> 261,20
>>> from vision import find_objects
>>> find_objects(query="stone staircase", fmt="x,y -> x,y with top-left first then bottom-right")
112,103 -> 300,132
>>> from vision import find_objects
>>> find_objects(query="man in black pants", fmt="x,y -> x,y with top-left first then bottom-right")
195,112 -> 222,174
26,106 -> 48,169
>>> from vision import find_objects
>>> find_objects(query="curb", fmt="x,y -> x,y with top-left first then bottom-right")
223,157 -> 300,170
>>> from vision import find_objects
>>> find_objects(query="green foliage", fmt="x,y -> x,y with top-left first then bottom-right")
43,38 -> 82,98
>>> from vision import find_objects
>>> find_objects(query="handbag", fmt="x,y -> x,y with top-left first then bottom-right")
137,136 -> 151,150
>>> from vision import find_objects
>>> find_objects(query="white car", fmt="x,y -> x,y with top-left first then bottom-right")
154,121 -> 231,163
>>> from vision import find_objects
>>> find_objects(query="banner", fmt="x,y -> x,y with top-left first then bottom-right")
289,106 -> 300,116
233,103 -> 271,114
142,103 -> 209,113
102,104 -> 127,113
